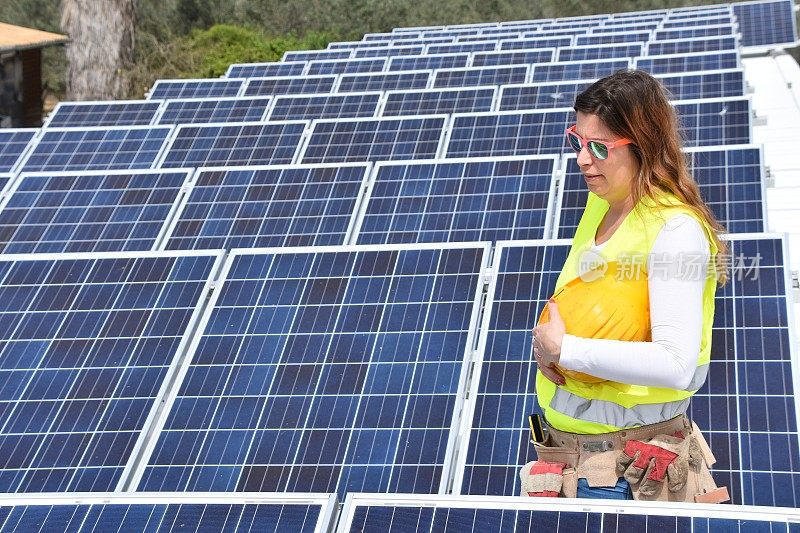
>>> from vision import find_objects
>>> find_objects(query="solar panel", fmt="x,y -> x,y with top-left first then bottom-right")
329,41 -> 385,49
352,45 -> 425,58
634,51 -> 739,75
380,87 -> 496,117
0,250 -> 221,492
471,49 -> 555,68
268,93 -> 381,121
455,234 -> 800,506
655,69 -> 746,100
388,53 -> 470,72
44,101 -> 162,128
0,129 -> 38,173
497,81 -> 594,111
557,43 -> 643,62
654,24 -> 736,41
162,163 -> 368,251
0,493 -> 336,532
0,175 -> 10,194
733,0 -> 798,48
390,37 -> 455,47
353,156 -> 558,245
156,97 -> 273,125
529,58 -> 631,82
133,243 -> 489,497
18,126 -> 173,173
521,29 -> 589,38
422,29 -> 481,39
159,121 -> 307,169
0,169 -> 190,253
365,32 -> 404,41
459,33 -> 522,43
340,495 -> 800,532
541,20 -> 603,30
337,71 -> 432,93
499,37 -> 573,50
574,30 -> 652,45
242,76 -> 338,97
299,115 -> 446,164
670,5 -> 730,16
674,96 -> 752,147
646,36 -> 738,56
283,49 -> 352,62
663,15 -> 734,28
444,109 -> 573,158
224,61 -> 308,78
306,58 -> 387,76
426,42 -> 498,55
555,145 -> 765,239
147,79 -> 245,100
433,66 -> 529,89
591,22 -> 660,34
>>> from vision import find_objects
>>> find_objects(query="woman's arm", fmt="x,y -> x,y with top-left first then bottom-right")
557,214 -> 710,389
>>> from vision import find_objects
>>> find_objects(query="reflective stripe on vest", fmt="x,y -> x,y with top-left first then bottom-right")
537,191 -> 718,434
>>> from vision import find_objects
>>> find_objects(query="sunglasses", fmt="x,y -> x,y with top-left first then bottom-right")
565,125 -> 632,160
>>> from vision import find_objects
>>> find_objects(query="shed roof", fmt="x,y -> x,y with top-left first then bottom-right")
0,22 -> 68,53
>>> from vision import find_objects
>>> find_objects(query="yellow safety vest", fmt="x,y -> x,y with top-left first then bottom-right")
536,191 -> 719,434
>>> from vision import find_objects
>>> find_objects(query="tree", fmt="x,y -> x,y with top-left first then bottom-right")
60,0 -> 136,100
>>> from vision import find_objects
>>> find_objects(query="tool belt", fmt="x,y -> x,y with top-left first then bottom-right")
519,415 -> 730,503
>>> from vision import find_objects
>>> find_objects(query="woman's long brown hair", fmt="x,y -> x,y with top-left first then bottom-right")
574,69 -> 729,285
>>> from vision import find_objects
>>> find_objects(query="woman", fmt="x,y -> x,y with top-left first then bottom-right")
521,70 -> 729,503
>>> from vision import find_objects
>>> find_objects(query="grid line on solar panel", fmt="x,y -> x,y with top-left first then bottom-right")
161,163 -> 370,251
306,58 -> 387,76
379,87 -> 496,117
224,61 -> 308,78
432,66 -> 529,89
0,249 -> 222,493
733,0 -> 798,48
556,43 -> 643,62
155,97 -> 273,125
0,493 -> 335,533
337,71 -> 432,93
299,115 -> 447,164
352,45 -> 425,58
338,494 -> 800,533
555,145 -> 766,240
0,169 -> 192,254
634,51 -> 740,75
498,37 -> 573,50
471,49 -> 556,68
44,100 -> 163,128
653,24 -> 737,41
529,58 -> 631,82
654,69 -> 746,100
0,129 -> 38,174
646,36 -> 739,56
388,53 -> 471,72
132,242 -> 490,497
268,93 -> 381,121
352,156 -> 558,245
425,42 -> 498,55
242,76 -> 338,97
157,121 -> 308,169
574,31 -> 652,46
18,126 -> 173,174
454,235 -> 800,505
673,96 -> 752,147
147,79 -> 245,100
283,49 -> 353,62
497,81 -> 594,111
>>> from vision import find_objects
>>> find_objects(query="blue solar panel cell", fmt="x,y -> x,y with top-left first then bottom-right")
733,0 -> 797,47
574,31 -> 652,45
354,156 -> 558,244
0,251 -> 220,492
225,61 -> 307,78
433,66 -> 529,88
388,54 -> 470,72
497,81 -> 593,111
0,169 -> 190,253
338,71 -> 432,93
19,126 -> 173,173
426,42 -> 497,55
674,97 -> 751,147
381,87 -> 496,116
635,51 -> 739,74
300,116 -> 446,164
135,244 -> 489,497
353,45 -> 425,58
655,69 -> 746,100
156,97 -> 273,125
499,37 -> 573,50
557,43 -> 643,61
646,36 -> 738,55
164,163 -> 368,250
654,24 -> 736,41
269,93 -> 381,120
471,49 -> 555,67
283,49 -> 352,61
530,59 -> 631,82
307,58 -> 387,76
0,129 -> 37,173
243,76 -> 338,97
45,101 -> 162,128
147,79 -> 244,100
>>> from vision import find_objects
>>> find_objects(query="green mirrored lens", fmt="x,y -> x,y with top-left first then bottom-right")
588,141 -> 608,160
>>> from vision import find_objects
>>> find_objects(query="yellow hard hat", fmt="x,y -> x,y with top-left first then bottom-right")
538,261 -> 651,383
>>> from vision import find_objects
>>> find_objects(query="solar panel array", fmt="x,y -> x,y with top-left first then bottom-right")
0,0 -> 798,530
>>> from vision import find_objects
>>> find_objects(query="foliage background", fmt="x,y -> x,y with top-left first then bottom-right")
0,0 -> 787,100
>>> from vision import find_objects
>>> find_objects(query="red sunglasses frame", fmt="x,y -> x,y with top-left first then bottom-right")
565,125 -> 632,159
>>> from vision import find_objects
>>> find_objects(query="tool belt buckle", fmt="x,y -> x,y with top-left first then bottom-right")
581,440 -> 614,452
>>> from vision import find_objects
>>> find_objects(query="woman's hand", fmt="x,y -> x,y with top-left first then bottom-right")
532,300 -> 566,386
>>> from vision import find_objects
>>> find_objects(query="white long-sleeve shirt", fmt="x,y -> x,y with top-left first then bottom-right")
557,214 -> 710,390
